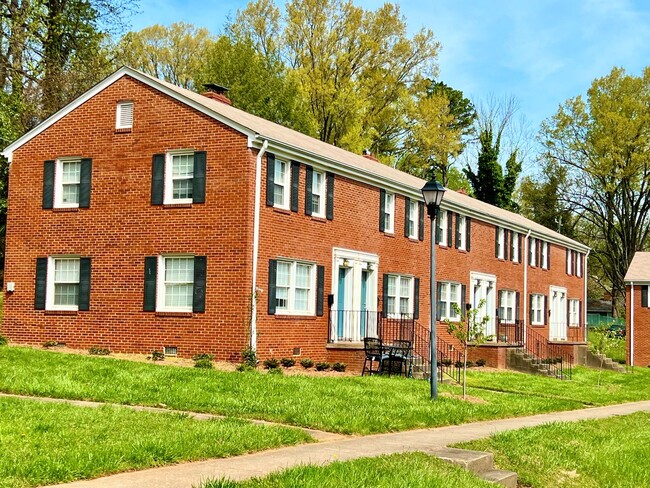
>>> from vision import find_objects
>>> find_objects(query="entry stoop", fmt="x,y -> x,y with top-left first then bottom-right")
428,447 -> 517,487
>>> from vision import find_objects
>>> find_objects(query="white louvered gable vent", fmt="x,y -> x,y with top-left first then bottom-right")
116,101 -> 133,129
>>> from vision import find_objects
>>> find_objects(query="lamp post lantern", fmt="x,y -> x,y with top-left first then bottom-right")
421,180 -> 445,400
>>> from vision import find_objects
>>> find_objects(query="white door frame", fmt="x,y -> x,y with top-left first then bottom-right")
549,285 -> 568,341
470,272 -> 497,338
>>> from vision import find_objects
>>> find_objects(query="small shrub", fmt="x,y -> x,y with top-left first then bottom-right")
263,357 -> 280,369
0,335 -> 7,346
147,350 -> 165,361
465,360 -> 474,368
332,362 -> 346,372
268,367 -> 283,375
475,358 -> 487,367
43,340 -> 59,348
194,358 -> 213,369
280,357 -> 296,368
192,353 -> 214,362
454,360 -> 463,368
617,359 -> 626,365
236,363 -> 255,372
316,362 -> 330,371
440,358 -> 453,367
241,347 -> 257,368
88,346 -> 111,356
300,358 -> 314,369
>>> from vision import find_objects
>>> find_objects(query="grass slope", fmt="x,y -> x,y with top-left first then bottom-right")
457,412 -> 650,487
0,396 -> 310,488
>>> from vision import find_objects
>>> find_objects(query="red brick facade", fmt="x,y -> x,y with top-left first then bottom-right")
2,69 -> 589,370
626,284 -> 650,367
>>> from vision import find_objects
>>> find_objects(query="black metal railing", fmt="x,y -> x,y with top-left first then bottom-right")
523,326 -> 573,380
328,309 -> 381,342
412,321 -> 461,383
437,336 -> 462,383
496,319 -> 524,345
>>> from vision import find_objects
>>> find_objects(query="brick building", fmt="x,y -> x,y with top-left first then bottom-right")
625,252 -> 650,367
1,67 -> 589,370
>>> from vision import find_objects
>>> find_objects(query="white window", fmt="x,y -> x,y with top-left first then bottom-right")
529,238 -> 537,266
531,293 -> 544,325
437,210 -> 448,246
569,299 -> 580,326
311,170 -> 325,217
47,257 -> 80,311
499,290 -> 516,324
497,227 -> 506,259
457,215 -> 467,250
439,281 -> 461,321
541,242 -> 549,269
566,250 -> 573,275
386,274 -> 413,317
576,253 -> 582,277
273,159 -> 290,209
165,152 -> 194,204
275,260 -> 315,315
116,101 -> 133,129
157,256 -> 194,312
511,232 -> 519,263
407,200 -> 418,239
55,159 -> 81,208
384,193 -> 395,233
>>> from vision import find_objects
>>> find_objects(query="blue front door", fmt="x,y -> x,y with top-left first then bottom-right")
337,267 -> 348,338
360,270 -> 368,337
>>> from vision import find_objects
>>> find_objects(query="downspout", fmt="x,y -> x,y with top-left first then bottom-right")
630,281 -> 634,367
523,230 -> 532,344
584,250 -> 590,344
250,138 -> 269,352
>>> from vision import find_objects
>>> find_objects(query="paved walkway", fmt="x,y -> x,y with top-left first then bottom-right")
43,399 -> 650,488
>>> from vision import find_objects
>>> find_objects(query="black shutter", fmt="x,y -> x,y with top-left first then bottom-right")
316,265 -> 325,316
536,239 -> 541,266
193,256 -> 207,313
436,282 -> 442,320
326,172 -> 334,220
418,203 -> 425,241
642,285 -> 649,308
268,260 -> 277,315
496,289 -> 502,318
413,277 -> 420,319
461,284 -> 467,320
266,153 -> 275,206
566,249 -> 570,274
447,211 -> 453,247
466,217 -> 471,251
518,234 -> 523,263
435,210 -> 442,244
79,158 -> 92,208
42,161 -> 55,209
290,161 -> 300,212
382,274 -> 389,315
546,242 -> 551,270
34,257 -> 48,310
528,295 -> 533,324
455,213 -> 461,249
579,300 -> 583,326
515,292 -> 520,321
506,231 -> 511,261
379,189 -> 386,232
529,239 -> 534,265
78,257 -> 91,311
573,251 -> 578,276
151,154 -> 165,205
404,196 -> 410,237
143,256 -> 157,311
305,165 -> 313,216
544,296 -> 548,325
495,227 -> 500,258
193,151 -> 207,204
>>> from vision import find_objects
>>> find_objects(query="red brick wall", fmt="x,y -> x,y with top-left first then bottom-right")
627,284 -> 650,366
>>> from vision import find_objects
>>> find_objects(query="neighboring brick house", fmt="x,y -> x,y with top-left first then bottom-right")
1,67 -> 590,370
625,252 -> 650,367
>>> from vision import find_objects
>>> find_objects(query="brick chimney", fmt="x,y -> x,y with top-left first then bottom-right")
201,83 -> 232,105
457,188 -> 468,195
362,149 -> 378,162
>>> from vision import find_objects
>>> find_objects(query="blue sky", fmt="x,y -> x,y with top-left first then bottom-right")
129,0 -> 650,140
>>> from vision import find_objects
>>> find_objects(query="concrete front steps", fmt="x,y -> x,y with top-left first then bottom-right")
506,348 -> 568,379
578,349 -> 626,373
429,447 -> 517,487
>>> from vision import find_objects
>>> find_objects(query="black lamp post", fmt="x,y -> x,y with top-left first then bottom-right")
421,180 -> 445,400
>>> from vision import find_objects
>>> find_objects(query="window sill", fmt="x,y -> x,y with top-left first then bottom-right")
155,311 -> 193,317
114,128 -> 132,134
383,232 -> 395,238
310,215 -> 327,223
52,207 -> 79,213
45,310 -> 78,316
407,236 -> 420,242
273,207 -> 291,215
326,341 -> 363,350
162,203 -> 193,209
273,313 -> 317,320
530,324 -> 546,328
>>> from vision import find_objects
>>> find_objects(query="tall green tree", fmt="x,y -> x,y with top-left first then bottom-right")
540,66 -> 650,314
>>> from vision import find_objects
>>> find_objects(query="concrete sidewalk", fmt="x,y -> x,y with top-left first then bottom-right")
49,400 -> 650,488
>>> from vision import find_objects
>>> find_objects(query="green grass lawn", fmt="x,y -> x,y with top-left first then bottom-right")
1,346 -> 649,434
199,452 -> 494,488
457,412 -> 650,488
0,396 -> 310,488
587,327 -> 627,363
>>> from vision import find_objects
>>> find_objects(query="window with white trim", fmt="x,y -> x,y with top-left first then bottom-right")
511,232 -> 519,263
272,158 -> 290,209
386,274 -> 413,317
529,237 -> 537,266
275,260 -> 315,315
407,200 -> 418,239
116,101 -> 133,129
437,210 -> 448,246
165,152 -> 194,204
576,253 -> 582,277
384,192 -> 395,233
439,281 -> 461,321
531,293 -> 544,325
541,241 -> 549,269
457,215 -> 467,250
48,257 -> 80,310
158,256 -> 194,312
568,299 -> 580,326
499,290 -> 516,324
55,159 -> 81,208
497,227 -> 506,259
311,170 -> 325,217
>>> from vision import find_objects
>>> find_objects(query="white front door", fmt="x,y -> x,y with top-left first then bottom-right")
549,286 -> 567,340
471,272 -> 496,338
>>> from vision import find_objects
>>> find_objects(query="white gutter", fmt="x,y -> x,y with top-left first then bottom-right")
523,229 -> 532,343
630,281 -> 634,367
250,138 -> 268,352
